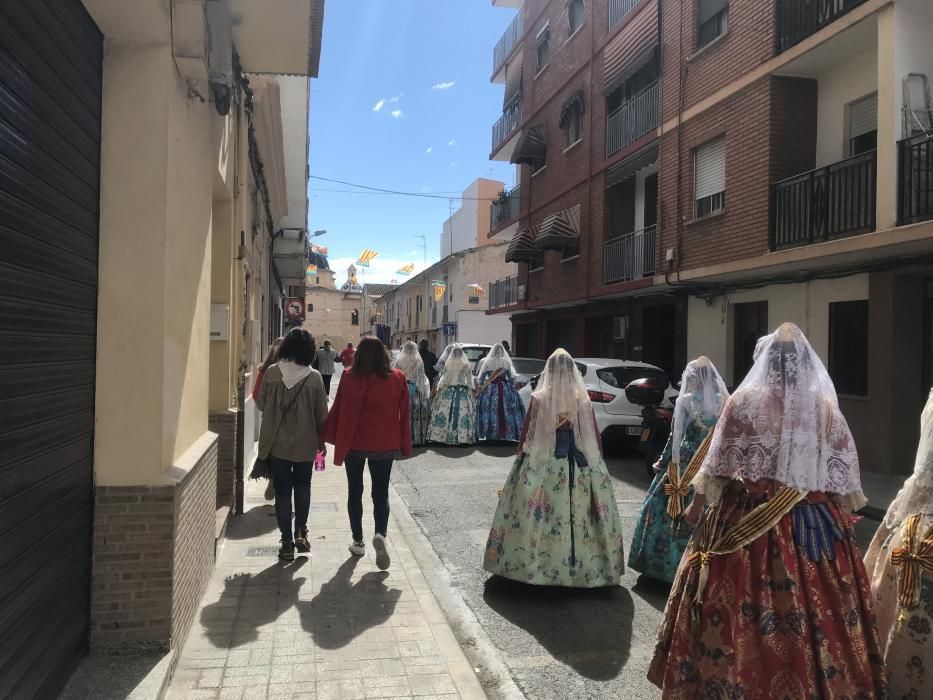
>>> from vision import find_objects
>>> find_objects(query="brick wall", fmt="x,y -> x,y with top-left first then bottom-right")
91,432 -> 218,654
208,409 -> 238,509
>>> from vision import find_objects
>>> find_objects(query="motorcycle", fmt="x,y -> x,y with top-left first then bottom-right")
625,377 -> 676,478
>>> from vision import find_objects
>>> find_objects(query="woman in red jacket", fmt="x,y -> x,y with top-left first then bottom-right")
323,337 -> 412,570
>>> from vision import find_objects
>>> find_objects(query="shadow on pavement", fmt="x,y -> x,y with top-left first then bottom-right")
630,575 -> 672,613
482,576 -> 634,681
222,503 -> 280,540
299,556 -> 402,649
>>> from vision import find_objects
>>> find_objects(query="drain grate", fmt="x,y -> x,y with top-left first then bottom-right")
246,546 -> 281,557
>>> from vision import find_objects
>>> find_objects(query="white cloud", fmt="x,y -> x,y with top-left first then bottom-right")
425,146 -> 433,154
372,98 -> 385,112
328,256 -> 435,285
391,109 -> 403,119
388,93 -> 404,103
432,80 -> 457,90
448,139 -> 457,147
449,161 -> 457,167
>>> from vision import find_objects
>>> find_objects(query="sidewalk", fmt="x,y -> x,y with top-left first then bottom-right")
166,465 -> 486,700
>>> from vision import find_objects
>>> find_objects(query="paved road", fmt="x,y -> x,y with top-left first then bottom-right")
392,441 -> 883,700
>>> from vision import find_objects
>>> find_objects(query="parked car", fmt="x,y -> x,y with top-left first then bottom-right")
519,358 -> 677,443
458,344 -> 492,373
509,357 -> 546,390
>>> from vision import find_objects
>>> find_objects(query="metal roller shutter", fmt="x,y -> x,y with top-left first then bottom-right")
695,137 -> 727,200
0,1 -> 101,698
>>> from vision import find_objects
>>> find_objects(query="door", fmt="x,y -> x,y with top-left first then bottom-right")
641,304 -> 676,376
0,3 -> 102,697
733,301 -> 769,386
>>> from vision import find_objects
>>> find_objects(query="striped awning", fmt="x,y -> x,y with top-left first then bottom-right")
605,145 -> 658,189
535,205 -> 582,253
510,125 -> 547,168
558,90 -> 585,129
604,0 -> 658,94
505,226 -> 541,263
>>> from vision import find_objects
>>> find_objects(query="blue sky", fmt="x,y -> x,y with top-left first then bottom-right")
308,0 -> 516,283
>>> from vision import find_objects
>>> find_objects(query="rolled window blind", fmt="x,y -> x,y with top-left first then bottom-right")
848,93 -> 878,139
694,138 -> 726,200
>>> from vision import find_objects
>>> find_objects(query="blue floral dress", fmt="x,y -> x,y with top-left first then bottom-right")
428,384 -> 476,445
407,380 -> 431,446
627,416 -> 715,583
475,370 -> 525,442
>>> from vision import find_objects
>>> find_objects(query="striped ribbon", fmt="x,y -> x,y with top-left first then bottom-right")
688,485 -> 807,633
891,514 -> 933,611
473,368 -> 504,398
663,428 -> 712,520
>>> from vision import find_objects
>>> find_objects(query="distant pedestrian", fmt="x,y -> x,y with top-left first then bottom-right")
339,342 -> 355,370
418,338 -> 438,387
428,346 -> 476,445
253,337 -> 284,501
474,343 -> 525,442
395,341 -> 431,446
255,328 -> 328,562
315,340 -> 338,395
323,337 -> 412,569
501,340 -> 511,355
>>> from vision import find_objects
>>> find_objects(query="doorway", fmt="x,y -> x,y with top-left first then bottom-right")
641,304 -> 677,376
733,301 -> 769,386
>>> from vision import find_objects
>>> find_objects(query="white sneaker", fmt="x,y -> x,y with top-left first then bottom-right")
348,540 -> 366,557
372,534 -> 390,571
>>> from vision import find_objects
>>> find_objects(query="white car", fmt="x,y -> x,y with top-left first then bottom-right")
518,358 -> 678,442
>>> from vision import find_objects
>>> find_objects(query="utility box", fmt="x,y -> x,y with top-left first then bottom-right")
210,304 -> 230,341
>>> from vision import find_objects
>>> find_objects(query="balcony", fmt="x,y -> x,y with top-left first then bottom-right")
493,13 -> 523,78
492,98 -> 522,153
775,0 -> 869,54
490,185 -> 522,233
606,82 -> 659,158
604,225 -> 656,284
898,135 -> 933,226
608,0 -> 639,30
771,150 -> 876,250
489,275 -> 520,309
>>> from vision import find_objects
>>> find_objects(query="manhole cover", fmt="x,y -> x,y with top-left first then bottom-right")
246,546 -> 280,557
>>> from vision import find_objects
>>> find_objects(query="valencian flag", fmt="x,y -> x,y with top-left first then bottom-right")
356,248 -> 379,267
396,263 -> 415,276
310,243 -> 328,255
306,264 -> 318,275
468,283 -> 486,297
432,280 -> 446,302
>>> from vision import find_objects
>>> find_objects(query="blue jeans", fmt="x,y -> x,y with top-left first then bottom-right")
268,456 -> 313,542
344,456 -> 393,542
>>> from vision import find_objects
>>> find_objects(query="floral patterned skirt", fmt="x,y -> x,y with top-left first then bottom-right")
483,452 -> 625,588
863,513 -> 933,698
407,380 -> 431,446
648,480 -> 886,698
475,378 -> 525,442
428,385 -> 476,445
628,467 -> 693,584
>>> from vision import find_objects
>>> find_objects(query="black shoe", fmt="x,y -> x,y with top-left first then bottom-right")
279,540 -> 295,562
294,529 -> 310,554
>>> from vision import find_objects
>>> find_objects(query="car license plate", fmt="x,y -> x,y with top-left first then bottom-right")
626,426 -> 642,437
640,428 -> 650,442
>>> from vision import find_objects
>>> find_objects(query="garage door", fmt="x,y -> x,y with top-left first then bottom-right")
0,2 -> 102,697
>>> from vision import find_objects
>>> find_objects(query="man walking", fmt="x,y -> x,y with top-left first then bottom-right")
316,340 -> 338,395
339,342 -> 356,371
418,339 -> 438,387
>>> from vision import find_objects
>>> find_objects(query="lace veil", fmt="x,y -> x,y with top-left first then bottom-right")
523,349 -> 601,466
883,388 -> 933,527
697,322 -> 865,508
437,346 -> 473,390
435,343 -> 462,374
393,341 -> 430,400
477,343 -> 514,377
670,356 -> 729,466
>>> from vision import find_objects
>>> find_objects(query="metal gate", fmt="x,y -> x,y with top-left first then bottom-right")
0,2 -> 102,697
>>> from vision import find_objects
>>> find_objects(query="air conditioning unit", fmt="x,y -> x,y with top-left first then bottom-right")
612,316 -> 627,340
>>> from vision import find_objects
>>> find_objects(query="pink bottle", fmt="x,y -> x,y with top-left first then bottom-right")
314,450 -> 326,472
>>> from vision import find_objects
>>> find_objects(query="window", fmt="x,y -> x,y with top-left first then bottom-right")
829,300 -> 869,396
468,296 -> 480,305
697,0 -> 728,49
568,0 -> 585,35
694,137 -> 726,218
306,303 -> 313,313
536,26 -> 550,73
848,93 -> 878,157
351,309 -> 359,326
565,101 -> 582,146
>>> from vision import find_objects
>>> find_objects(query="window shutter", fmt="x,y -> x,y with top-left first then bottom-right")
698,0 -> 727,25
695,138 -> 726,200
848,93 -> 877,139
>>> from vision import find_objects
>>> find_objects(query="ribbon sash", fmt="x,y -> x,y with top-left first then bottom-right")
663,428 -> 713,520
891,514 -> 933,611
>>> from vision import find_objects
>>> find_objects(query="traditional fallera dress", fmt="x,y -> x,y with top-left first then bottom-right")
483,349 -> 625,587
428,347 -> 476,445
393,342 -> 431,446
648,323 -> 886,698
863,389 -> 933,698
474,344 -> 526,442
629,357 -> 728,584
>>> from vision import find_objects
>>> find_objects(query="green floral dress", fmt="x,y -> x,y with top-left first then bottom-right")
483,404 -> 625,587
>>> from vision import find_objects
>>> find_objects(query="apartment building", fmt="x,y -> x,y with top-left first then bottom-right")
487,0 -> 933,476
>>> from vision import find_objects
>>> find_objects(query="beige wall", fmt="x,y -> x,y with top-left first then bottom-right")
304,288 -> 364,350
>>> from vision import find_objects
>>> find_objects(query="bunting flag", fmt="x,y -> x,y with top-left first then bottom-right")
310,243 -> 328,255
432,280 -> 447,302
306,264 -> 318,275
396,263 -> 415,276
356,248 -> 379,267
468,283 -> 486,297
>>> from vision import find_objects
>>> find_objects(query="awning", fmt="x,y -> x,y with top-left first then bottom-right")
535,205 -> 582,253
604,0 -> 657,94
558,90 -> 585,129
505,227 -> 541,263
605,145 -> 659,189
510,125 -> 547,168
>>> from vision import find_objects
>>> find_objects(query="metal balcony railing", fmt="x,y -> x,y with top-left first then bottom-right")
898,134 -> 933,226
490,185 -> 522,232
775,0 -> 869,54
771,150 -> 876,250
606,82 -> 659,158
493,13 -> 523,75
492,98 -> 522,151
608,0 -> 639,30
489,275 -> 520,309
603,225 -> 656,284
